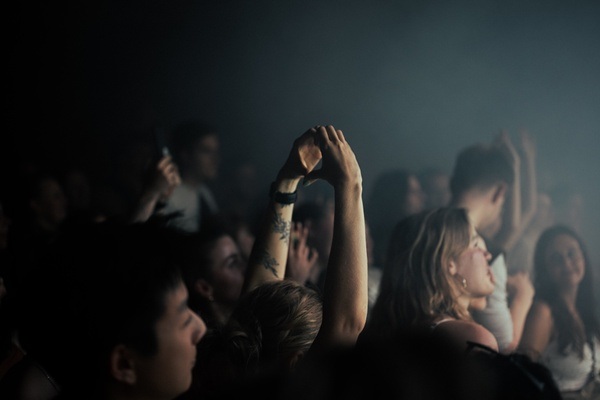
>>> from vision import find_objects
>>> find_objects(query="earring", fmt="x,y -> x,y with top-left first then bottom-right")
462,278 -> 468,289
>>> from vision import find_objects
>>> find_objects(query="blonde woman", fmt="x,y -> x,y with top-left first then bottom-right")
362,207 -> 498,351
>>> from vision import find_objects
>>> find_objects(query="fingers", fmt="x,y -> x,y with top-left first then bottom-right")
316,125 -> 344,146
291,222 -> 310,248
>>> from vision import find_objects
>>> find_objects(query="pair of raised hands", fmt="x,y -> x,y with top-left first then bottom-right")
277,125 -> 362,190
281,125 -> 362,284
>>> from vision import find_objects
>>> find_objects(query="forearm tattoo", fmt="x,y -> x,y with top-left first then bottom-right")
257,249 -> 279,278
272,212 -> 291,244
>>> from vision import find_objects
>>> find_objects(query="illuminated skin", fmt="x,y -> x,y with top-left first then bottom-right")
132,282 -> 206,399
433,224 -> 499,351
453,225 -> 496,300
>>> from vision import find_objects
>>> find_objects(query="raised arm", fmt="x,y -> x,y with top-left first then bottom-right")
504,271 -> 535,353
492,131 -> 522,252
130,155 -> 181,223
306,126 -> 369,349
517,129 -> 538,231
242,128 -> 322,294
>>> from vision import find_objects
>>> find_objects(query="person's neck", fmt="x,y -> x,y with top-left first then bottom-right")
457,295 -> 472,316
560,286 -> 579,311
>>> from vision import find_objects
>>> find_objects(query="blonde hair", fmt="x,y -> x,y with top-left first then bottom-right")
367,208 -> 471,337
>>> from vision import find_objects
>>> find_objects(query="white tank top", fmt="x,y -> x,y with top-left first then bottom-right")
540,336 -> 599,392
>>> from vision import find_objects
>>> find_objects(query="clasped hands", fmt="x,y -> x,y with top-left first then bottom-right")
279,125 -> 361,188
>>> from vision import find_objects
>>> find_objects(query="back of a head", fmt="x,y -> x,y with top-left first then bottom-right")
367,207 -> 471,338
221,280 -> 323,380
450,143 -> 514,199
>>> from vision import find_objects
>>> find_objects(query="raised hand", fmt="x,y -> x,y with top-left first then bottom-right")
304,125 -> 362,189
244,127 -> 323,292
493,130 -> 520,171
131,155 -> 181,222
286,222 -> 319,285
518,129 -> 536,160
277,127 -> 323,181
147,155 -> 181,198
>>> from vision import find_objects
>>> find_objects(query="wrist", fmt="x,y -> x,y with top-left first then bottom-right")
272,176 -> 301,193
333,173 -> 362,193
270,179 -> 300,205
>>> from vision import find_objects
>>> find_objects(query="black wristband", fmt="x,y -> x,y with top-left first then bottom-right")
269,182 -> 298,204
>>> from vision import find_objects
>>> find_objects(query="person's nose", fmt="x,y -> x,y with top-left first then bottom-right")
191,311 -> 207,345
484,249 -> 492,261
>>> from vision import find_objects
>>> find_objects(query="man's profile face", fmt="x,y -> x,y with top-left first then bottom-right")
131,282 -> 206,398
188,133 -> 220,181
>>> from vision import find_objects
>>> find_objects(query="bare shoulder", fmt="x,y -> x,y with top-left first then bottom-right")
433,319 -> 499,352
524,300 -> 554,332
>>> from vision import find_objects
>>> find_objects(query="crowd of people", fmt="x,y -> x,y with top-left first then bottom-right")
0,122 -> 598,400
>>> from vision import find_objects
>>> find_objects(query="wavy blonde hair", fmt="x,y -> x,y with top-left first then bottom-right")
367,207 -> 471,337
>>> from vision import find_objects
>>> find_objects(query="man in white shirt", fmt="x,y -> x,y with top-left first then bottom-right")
449,136 -> 534,353
163,120 -> 221,233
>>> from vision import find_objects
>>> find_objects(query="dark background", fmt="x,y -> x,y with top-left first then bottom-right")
6,0 -> 600,261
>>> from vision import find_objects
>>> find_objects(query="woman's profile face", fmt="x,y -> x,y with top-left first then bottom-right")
453,225 -> 495,298
544,233 -> 585,290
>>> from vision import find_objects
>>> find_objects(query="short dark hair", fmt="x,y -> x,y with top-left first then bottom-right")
450,143 -> 514,198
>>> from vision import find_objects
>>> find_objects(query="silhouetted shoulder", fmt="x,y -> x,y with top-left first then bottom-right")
433,319 -> 499,351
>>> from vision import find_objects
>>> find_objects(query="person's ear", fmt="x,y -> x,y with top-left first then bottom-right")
194,279 -> 214,302
109,344 -> 137,385
448,259 -> 458,276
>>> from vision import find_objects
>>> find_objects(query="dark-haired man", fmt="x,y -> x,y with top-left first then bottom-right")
449,133 -> 534,353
